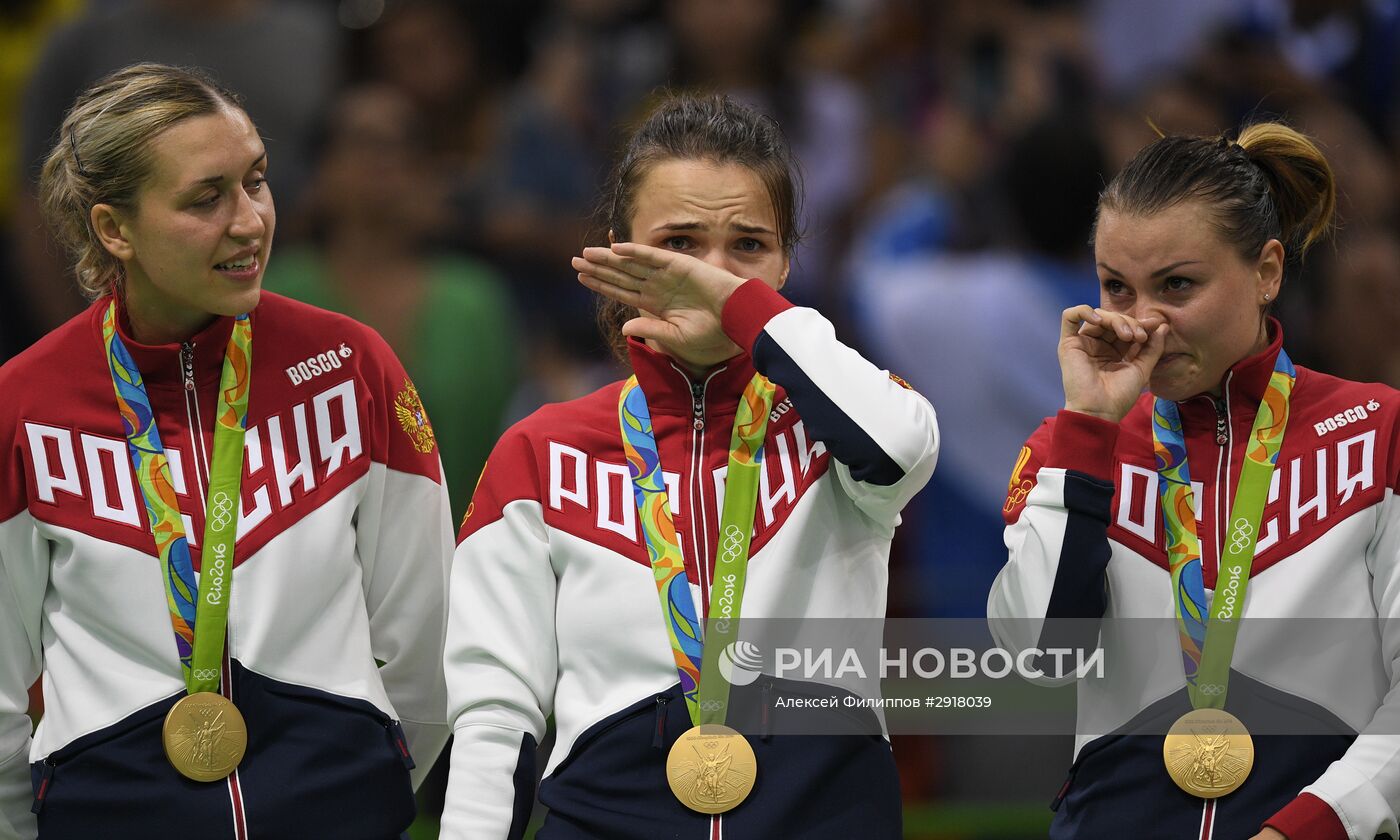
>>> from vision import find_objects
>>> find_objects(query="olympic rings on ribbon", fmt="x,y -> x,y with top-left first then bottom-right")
209,491 -> 235,533
718,524 -> 744,564
1226,518 -> 1254,556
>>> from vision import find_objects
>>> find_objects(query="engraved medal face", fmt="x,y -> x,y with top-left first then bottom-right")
666,724 -> 757,814
1163,709 -> 1254,799
163,693 -> 247,782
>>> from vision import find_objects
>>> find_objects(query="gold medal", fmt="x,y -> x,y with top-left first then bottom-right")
1162,709 -> 1253,799
162,692 -> 247,782
666,724 -> 757,814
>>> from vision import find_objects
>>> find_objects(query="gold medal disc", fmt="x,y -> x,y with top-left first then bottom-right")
162,692 -> 247,782
666,724 -> 757,814
1162,708 -> 1253,799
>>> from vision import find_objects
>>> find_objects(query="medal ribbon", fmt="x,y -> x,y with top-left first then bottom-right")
102,301 -> 251,695
620,372 -> 775,726
1153,350 -> 1294,709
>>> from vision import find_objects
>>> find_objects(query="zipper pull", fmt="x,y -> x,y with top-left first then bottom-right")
1213,398 -> 1228,446
691,381 -> 705,431
31,759 -> 54,814
1050,763 -> 1078,812
1049,774 -> 1071,812
653,695 -> 671,749
384,720 -> 415,769
181,342 -> 196,392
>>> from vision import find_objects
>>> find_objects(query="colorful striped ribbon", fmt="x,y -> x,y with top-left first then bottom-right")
620,372 -> 774,725
1153,350 -> 1294,709
101,301 -> 251,693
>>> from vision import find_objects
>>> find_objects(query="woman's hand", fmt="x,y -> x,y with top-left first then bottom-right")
1059,305 -> 1168,423
1248,829 -> 1286,840
574,242 -> 749,367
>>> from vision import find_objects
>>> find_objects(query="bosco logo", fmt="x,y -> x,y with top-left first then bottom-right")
1314,400 -> 1380,437
286,344 -> 351,386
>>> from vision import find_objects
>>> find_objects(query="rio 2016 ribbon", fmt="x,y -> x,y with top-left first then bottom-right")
101,301 -> 251,696
619,373 -> 774,727
1152,350 -> 1295,710
622,371 -> 774,815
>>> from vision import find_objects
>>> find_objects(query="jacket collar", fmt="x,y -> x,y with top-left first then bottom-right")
1175,317 -> 1286,425
626,338 -> 759,417
90,294 -> 240,391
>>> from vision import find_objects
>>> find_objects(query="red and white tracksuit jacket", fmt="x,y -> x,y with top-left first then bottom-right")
991,324 -> 1400,840
441,279 -> 940,840
0,293 -> 453,840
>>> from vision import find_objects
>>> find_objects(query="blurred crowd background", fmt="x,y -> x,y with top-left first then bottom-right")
4,0 -> 1400,837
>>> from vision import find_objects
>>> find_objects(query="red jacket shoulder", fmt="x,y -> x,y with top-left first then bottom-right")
457,381 -> 626,541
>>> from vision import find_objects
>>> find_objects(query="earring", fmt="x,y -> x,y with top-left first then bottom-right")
1263,293 -> 1271,302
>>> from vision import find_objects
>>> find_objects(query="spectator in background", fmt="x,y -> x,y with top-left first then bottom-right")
1249,0 -> 1400,143
368,0 -> 616,410
1089,0 -> 1244,95
264,84 -> 519,524
14,0 -> 339,336
366,0 -> 501,238
850,113 -> 1104,617
1101,72 -> 1230,171
1315,228 -> 1400,387
0,0 -> 82,362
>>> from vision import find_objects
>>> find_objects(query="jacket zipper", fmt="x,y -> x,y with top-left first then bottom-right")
1213,374 -> 1235,581
1213,399 -> 1228,446
690,380 -> 705,432
673,367 -> 725,839
181,342 -> 196,393
181,341 -> 246,835
180,347 -> 235,693
1182,372 -> 1235,585
179,341 -> 209,498
673,364 -> 724,614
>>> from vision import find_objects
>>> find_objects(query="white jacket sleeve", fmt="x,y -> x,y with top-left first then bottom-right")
440,429 -> 556,840
355,346 -> 453,789
1293,477 -> 1400,839
988,410 -> 1119,684
0,510 -> 46,840
720,279 -> 939,531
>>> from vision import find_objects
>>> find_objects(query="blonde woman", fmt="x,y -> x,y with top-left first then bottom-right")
0,64 -> 452,839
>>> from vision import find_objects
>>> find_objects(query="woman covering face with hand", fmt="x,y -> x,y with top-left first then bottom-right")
0,64 -> 453,840
991,124 -> 1400,839
441,94 -> 938,840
